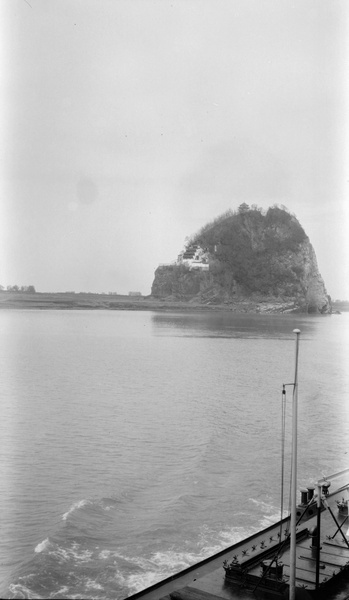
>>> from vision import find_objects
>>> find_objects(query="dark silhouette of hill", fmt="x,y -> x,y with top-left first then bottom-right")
152,204 -> 331,313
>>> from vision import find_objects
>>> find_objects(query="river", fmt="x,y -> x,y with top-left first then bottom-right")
0,309 -> 348,599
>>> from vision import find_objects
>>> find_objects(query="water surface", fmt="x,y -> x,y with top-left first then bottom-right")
0,310 -> 348,598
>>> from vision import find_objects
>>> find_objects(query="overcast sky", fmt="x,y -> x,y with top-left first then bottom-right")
1,0 -> 348,297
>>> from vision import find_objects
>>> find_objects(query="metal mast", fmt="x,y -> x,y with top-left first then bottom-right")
289,328 -> 300,600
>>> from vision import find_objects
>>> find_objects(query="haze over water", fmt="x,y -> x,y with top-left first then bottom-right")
0,309 -> 348,599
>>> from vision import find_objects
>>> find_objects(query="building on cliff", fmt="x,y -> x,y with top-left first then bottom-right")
177,245 -> 209,271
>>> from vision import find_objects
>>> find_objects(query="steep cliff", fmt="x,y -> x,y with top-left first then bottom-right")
151,205 -> 331,313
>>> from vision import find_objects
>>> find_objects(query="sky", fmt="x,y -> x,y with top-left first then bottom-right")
1,0 -> 348,298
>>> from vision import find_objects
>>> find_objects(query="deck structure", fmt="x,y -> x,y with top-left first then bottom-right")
126,473 -> 349,600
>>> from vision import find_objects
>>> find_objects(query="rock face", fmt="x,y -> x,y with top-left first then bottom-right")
151,206 -> 331,313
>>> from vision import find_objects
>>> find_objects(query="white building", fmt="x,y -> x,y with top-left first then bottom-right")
177,245 -> 209,271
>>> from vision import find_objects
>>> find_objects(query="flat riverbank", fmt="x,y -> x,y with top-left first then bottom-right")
0,291 -> 345,313
0,291 -> 227,312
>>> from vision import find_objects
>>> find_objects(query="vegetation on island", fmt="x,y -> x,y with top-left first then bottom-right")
186,204 -> 308,296
151,203 -> 331,312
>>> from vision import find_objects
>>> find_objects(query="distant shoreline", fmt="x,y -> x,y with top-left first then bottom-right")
0,291 -> 247,312
0,291 -> 232,312
0,291 -> 346,313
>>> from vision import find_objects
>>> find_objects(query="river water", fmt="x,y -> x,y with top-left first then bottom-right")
0,309 -> 348,599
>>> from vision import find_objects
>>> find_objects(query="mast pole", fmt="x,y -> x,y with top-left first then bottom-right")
315,482 -> 322,590
289,329 -> 300,600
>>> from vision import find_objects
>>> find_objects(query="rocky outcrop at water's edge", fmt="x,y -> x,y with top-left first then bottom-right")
151,205 -> 331,314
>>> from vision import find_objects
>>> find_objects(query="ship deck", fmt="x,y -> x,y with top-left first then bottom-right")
126,480 -> 349,600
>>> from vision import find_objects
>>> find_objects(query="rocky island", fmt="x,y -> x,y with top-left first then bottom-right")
0,205 -> 333,314
151,204 -> 331,314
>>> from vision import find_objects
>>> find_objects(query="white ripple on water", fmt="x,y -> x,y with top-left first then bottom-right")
120,516 -> 288,595
51,542 -> 94,563
34,537 -> 50,553
125,571 -> 169,595
8,583 -> 44,599
34,537 -> 93,564
248,497 -> 277,512
98,549 -> 112,560
85,579 -> 104,591
112,563 -> 177,597
247,496 -> 290,528
50,586 -> 69,598
118,546 -> 235,595
62,499 -> 92,520
104,525 -> 258,595
96,548 -> 205,594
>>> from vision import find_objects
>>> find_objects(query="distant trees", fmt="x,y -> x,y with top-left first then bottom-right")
3,285 -> 36,292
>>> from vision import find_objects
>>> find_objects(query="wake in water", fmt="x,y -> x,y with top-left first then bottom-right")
248,496 -> 290,529
62,500 -> 93,522
5,493 -> 282,599
34,538 -> 50,554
